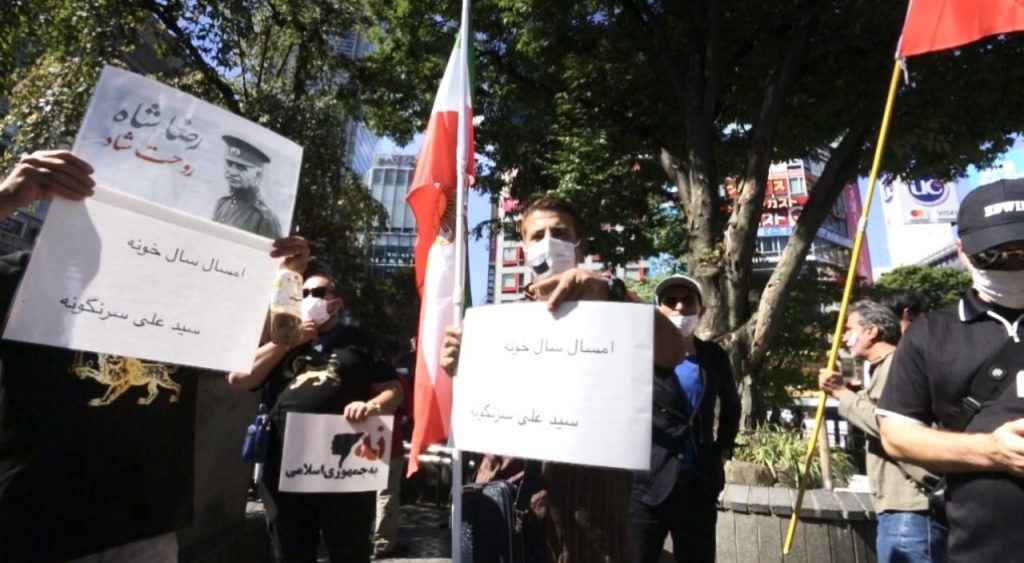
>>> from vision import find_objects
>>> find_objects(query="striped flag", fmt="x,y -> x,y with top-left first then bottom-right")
898,0 -> 1024,57
406,32 -> 474,476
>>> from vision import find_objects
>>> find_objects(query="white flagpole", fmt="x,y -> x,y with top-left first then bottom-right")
450,0 -> 471,560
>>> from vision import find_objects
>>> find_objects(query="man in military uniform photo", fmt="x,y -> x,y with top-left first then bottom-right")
213,135 -> 283,239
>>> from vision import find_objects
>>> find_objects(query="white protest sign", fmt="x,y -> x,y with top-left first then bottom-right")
2,66 -> 304,371
452,301 -> 653,470
279,413 -> 393,493
3,186 -> 274,373
74,66 -> 301,238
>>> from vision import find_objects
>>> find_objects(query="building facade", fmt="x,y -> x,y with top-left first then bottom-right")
366,153 -> 416,275
747,159 -> 872,282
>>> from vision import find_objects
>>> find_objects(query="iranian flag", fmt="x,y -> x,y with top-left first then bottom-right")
898,0 -> 1024,57
406,31 -> 474,476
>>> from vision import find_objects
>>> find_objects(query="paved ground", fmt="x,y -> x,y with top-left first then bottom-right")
374,502 -> 451,562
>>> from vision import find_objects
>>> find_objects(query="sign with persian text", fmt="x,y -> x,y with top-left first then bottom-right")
453,302 -> 653,470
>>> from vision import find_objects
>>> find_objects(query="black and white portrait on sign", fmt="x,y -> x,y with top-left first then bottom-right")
73,66 -> 301,238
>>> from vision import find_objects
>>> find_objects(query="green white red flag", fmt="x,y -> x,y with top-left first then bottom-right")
898,0 -> 1024,57
406,32 -> 474,476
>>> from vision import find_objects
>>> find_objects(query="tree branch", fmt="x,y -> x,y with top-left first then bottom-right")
723,3 -> 821,329
141,0 -> 242,115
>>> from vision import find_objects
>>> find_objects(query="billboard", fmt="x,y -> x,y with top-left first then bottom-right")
894,179 -> 959,224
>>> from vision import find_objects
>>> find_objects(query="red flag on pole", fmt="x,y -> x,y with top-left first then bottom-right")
898,0 -> 1024,58
406,33 -> 474,476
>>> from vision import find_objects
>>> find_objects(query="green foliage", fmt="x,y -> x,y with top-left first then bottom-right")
755,270 -> 845,412
872,264 -> 971,310
734,424 -> 856,487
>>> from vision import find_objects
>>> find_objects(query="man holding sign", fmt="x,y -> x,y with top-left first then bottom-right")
0,150 -> 310,562
442,196 -> 686,562
228,273 -> 403,563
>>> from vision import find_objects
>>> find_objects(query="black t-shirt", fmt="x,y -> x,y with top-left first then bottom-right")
0,252 -> 199,562
261,323 -> 394,489
880,290 -> 1024,562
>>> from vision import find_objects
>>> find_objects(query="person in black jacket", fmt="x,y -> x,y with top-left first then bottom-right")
630,274 -> 742,563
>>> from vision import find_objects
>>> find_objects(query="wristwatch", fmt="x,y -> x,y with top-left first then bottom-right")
367,400 -> 382,412
606,276 -> 627,302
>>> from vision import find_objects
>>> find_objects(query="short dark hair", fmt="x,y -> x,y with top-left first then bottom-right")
849,300 -> 901,346
518,195 -> 582,239
882,289 -> 926,319
305,273 -> 337,294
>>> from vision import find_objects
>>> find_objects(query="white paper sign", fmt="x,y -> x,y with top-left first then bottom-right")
3,187 -> 274,373
279,413 -> 393,493
453,302 -> 653,470
74,66 -> 302,238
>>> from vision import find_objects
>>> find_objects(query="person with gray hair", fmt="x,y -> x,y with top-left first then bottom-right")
819,300 -> 946,563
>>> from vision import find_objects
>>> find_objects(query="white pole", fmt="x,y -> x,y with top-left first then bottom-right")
450,0 -> 471,560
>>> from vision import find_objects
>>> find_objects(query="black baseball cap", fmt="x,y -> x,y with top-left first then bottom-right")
957,179 -> 1024,255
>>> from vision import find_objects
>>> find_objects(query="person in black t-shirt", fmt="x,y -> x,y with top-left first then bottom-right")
0,149 -> 312,563
879,179 -> 1024,563
228,274 -> 403,563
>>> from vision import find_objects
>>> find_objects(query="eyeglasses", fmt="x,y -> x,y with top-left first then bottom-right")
968,248 -> 1024,271
660,295 -> 699,308
302,287 -> 330,298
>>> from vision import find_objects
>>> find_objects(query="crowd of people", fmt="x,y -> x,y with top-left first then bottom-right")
2,148 -> 1024,563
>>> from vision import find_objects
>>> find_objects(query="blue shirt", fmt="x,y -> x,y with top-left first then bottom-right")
674,354 -> 704,471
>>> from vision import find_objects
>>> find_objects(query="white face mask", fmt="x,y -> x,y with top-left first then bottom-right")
525,236 -> 578,280
669,314 -> 700,337
970,266 -> 1024,309
302,297 -> 332,326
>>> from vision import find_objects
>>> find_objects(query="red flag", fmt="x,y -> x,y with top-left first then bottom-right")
406,34 -> 474,476
898,0 -> 1024,58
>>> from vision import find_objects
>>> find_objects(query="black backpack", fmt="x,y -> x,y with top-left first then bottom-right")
461,480 -> 525,563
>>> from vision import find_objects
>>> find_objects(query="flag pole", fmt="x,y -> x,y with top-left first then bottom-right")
783,58 -> 903,554
450,0 -> 471,560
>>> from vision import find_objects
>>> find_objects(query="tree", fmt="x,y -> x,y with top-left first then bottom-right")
358,0 -> 1024,421
0,0 -> 405,332
872,264 -> 972,311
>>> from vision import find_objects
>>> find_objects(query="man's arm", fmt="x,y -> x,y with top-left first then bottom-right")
227,235 -> 312,389
225,322 -> 316,390
820,368 -> 880,438
344,379 -> 404,421
880,416 -> 1024,476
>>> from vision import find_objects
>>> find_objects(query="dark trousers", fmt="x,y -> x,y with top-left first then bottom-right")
264,488 -> 375,563
630,473 -> 718,563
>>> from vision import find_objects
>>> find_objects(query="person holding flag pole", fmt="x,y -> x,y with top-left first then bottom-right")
402,1 -> 474,561
784,0 -> 1024,555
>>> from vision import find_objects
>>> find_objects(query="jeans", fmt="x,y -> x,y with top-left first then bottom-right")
876,511 -> 948,563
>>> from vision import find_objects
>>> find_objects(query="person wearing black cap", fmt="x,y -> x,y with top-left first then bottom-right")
879,179 -> 1024,562
213,135 -> 282,239
629,274 -> 740,563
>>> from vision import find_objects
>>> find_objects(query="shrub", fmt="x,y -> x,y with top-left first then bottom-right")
733,424 -> 856,487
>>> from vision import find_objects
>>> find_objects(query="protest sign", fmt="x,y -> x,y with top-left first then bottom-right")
452,301 -> 653,470
74,66 -> 301,237
2,66 -> 301,372
279,413 -> 393,493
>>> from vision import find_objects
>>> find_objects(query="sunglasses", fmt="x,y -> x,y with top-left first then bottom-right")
968,248 -> 1024,271
660,295 -> 699,308
302,287 -> 331,298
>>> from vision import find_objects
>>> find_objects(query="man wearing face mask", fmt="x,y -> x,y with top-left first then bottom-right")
442,196 -> 687,562
819,301 -> 945,563
227,274 -> 403,562
878,179 -> 1024,563
629,274 -> 740,563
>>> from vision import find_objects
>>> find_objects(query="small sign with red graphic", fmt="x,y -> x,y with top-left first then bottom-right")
279,413 -> 393,493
